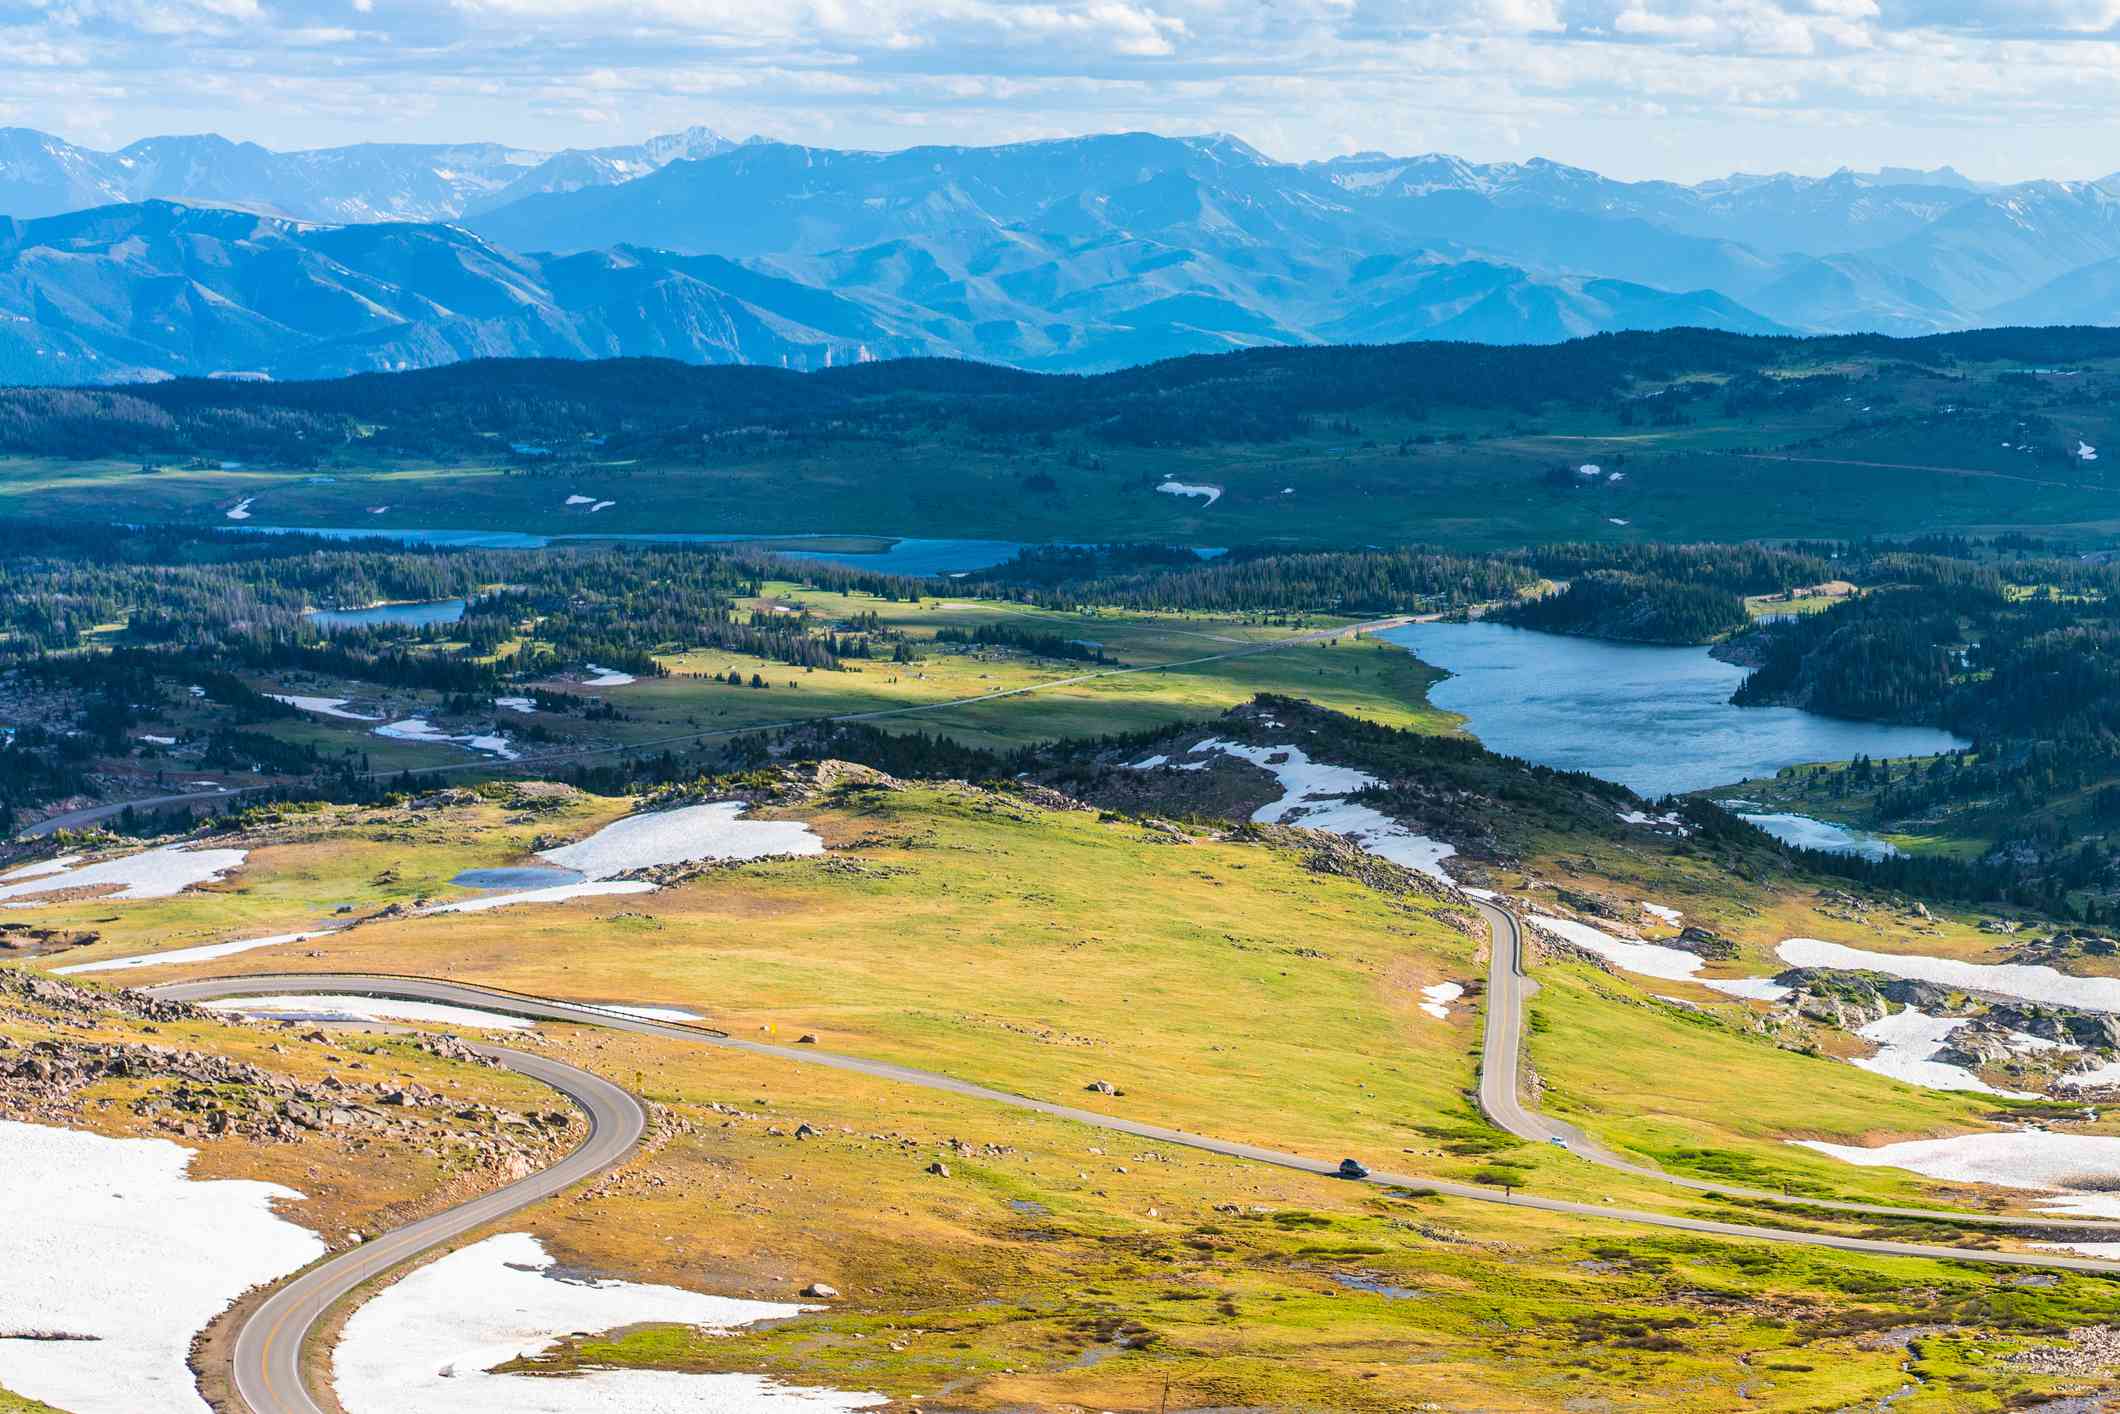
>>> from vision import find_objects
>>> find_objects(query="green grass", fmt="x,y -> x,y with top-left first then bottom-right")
205,589 -> 1456,772
5,349 -> 2116,550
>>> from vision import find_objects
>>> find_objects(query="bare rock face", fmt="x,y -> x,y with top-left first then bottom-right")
1553,888 -> 1622,920
1666,926 -> 1739,960
1935,1020 -> 2019,1069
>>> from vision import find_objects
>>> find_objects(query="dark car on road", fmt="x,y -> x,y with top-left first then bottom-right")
1337,1158 -> 1369,1179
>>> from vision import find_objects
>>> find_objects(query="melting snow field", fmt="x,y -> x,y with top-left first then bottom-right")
1641,902 -> 1683,926
595,1004 -> 705,1022
272,695 -> 385,722
538,801 -> 824,879
582,664 -> 636,687
1778,937 -> 2120,1013
56,929 -> 332,975
0,1120 -> 323,1414
225,497 -> 254,520
426,880 -> 659,914
204,995 -> 535,1030
0,845 -> 246,904
1797,1131 -> 2120,1220
334,1233 -> 885,1414
1188,739 -> 1457,885
1155,480 -> 1222,508
1530,914 -> 1790,1000
1850,1009 -> 2031,1097
1418,982 -> 1464,1020
2057,1060 -> 2120,1091
375,719 -> 519,760
1,854 -> 81,880
496,696 -> 538,713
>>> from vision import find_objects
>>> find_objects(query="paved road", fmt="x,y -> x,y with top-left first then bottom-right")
18,787 -> 240,838
1472,898 -> 2120,1231
216,1042 -> 642,1414
16,616 -> 1409,841
154,973 -> 2120,1300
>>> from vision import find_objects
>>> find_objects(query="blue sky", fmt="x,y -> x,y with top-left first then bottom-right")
4,0 -> 2119,181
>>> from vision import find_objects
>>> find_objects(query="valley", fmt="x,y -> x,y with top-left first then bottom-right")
15,332 -> 2120,1410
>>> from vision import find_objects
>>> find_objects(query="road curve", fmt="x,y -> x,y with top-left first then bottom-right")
221,1043 -> 643,1414
1472,898 -> 2120,1231
154,973 -> 2120,1278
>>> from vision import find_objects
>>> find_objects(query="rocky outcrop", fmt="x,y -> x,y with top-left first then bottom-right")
1667,926 -> 1739,961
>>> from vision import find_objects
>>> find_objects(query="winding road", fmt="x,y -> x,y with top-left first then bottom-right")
1468,899 -> 2120,1228
139,960 -> 2120,1414
216,1041 -> 643,1414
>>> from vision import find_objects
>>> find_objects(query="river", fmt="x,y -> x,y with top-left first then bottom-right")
1378,621 -> 1969,799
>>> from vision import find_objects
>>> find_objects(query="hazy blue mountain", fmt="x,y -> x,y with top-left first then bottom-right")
0,202 -> 922,384
0,197 -> 1796,383
12,127 -> 2120,383
1315,256 -> 1788,344
1989,255 -> 2120,326
1859,182 -> 2120,311
1745,254 -> 1969,335
0,127 -> 734,223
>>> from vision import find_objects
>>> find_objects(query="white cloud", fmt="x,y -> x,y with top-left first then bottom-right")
1,0 -> 2119,180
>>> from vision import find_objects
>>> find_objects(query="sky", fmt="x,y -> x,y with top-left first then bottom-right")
3,0 -> 2119,182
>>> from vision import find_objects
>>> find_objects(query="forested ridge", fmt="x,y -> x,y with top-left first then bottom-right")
13,324 -> 2120,462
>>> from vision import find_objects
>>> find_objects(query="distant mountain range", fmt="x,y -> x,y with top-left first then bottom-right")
3,127 -> 2120,383
0,125 -> 734,224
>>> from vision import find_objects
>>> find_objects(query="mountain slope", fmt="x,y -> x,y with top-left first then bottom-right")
0,203 -> 924,382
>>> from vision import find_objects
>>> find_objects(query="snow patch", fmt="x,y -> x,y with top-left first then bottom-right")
1641,902 -> 1683,926
225,497 -> 254,520
1,854 -> 81,881
374,718 -> 518,759
1531,913 -> 1788,999
1797,1130 -> 2120,1220
57,930 -> 331,975
1156,480 -> 1223,508
565,494 -> 597,505
273,694 -> 385,721
1850,1008 -> 2032,1097
538,801 -> 823,879
0,845 -> 246,903
333,1232 -> 885,1414
582,664 -> 636,687
1419,982 -> 1464,1021
204,995 -> 535,1030
425,880 -> 659,914
0,1120 -> 323,1414
1186,738 -> 1455,885
1778,937 -> 2120,1013
495,696 -> 538,713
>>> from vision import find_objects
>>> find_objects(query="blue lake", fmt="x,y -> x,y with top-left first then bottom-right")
1378,621 -> 1970,799
449,865 -> 586,889
305,597 -> 467,630
1734,811 -> 1900,859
